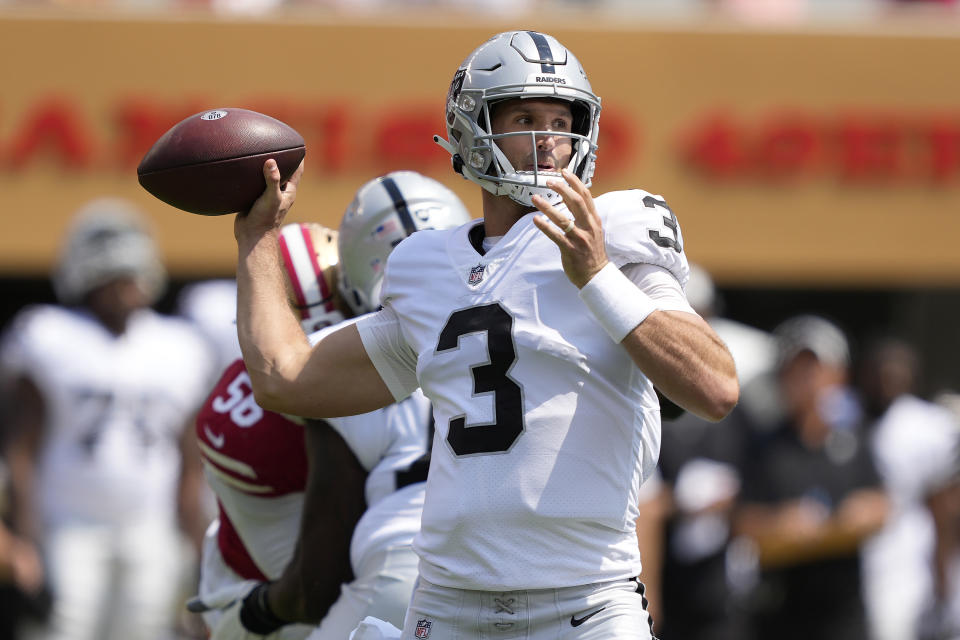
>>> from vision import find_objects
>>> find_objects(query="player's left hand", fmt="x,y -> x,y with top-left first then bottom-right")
531,168 -> 609,288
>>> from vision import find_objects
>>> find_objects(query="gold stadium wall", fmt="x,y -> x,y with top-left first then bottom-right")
1,13 -> 959,286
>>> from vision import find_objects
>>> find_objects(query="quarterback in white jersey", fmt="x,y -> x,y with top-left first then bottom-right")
231,31 -> 738,640
0,199 -> 215,640
360,189 -> 691,591
190,173 -> 473,639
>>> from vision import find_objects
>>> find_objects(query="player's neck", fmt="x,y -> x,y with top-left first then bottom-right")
481,190 -> 534,237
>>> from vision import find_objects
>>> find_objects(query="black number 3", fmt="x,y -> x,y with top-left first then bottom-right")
435,303 -> 524,456
644,195 -> 683,254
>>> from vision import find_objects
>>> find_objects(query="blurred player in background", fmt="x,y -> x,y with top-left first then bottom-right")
0,199 -> 216,640
856,336 -> 960,640
232,30 -> 738,639
188,171 -> 472,639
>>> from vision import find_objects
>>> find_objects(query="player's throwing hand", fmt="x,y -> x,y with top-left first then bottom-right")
531,168 -> 609,289
235,159 -> 305,240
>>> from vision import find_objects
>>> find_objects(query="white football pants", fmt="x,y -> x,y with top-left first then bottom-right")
400,576 -> 656,640
22,517 -> 189,640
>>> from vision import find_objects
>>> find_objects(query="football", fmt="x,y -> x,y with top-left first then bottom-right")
137,108 -> 305,216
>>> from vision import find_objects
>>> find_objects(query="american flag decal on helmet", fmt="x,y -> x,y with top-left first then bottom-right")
468,264 -> 485,285
415,618 -> 433,638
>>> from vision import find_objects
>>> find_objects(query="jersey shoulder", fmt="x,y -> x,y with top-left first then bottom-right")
381,221 -> 466,302
595,189 -> 690,288
383,224 -> 462,282
0,304 -> 95,374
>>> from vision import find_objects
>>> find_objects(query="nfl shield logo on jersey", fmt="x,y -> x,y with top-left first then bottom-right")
468,264 -> 485,285
415,618 -> 433,638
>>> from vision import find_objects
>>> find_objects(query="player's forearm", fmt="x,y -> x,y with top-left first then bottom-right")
235,228 -> 312,413
623,310 -> 738,422
754,519 -> 872,568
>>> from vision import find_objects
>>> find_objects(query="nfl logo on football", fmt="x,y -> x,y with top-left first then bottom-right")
468,264 -> 485,285
415,618 -> 433,638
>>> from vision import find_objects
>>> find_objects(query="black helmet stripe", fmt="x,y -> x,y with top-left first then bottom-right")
381,177 -> 418,238
526,31 -> 556,73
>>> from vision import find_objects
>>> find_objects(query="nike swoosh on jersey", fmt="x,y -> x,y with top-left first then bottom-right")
570,607 -> 605,627
203,425 -> 225,449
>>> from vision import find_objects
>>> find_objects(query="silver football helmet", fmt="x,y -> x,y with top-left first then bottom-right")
278,222 -> 346,333
338,171 -> 472,315
434,30 -> 602,207
53,198 -> 167,305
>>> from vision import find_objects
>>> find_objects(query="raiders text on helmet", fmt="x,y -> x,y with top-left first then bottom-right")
338,171 -> 472,315
433,31 -> 602,207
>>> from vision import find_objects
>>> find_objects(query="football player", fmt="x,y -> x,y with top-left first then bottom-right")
188,171 -> 471,640
0,199 -> 216,640
233,31 -> 739,639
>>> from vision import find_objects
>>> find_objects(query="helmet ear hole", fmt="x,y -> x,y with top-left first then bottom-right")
571,102 -> 591,136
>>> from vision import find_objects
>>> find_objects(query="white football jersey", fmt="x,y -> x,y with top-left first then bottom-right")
356,189 -> 690,591
327,391 -> 432,511
0,305 -> 215,528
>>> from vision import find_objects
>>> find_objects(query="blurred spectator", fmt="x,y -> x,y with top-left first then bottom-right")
655,263 -> 773,640
0,199 -> 216,640
857,337 -> 960,640
731,315 -> 889,640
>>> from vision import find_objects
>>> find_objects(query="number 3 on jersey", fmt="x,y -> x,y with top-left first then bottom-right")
644,195 -> 683,254
436,303 -> 525,456
211,371 -> 264,427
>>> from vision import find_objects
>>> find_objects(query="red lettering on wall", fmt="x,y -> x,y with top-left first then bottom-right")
755,113 -> 819,179
925,118 -> 960,182
113,99 -> 206,169
595,107 -> 633,176
7,98 -> 93,170
679,112 -> 745,177
374,107 -> 448,172
0,97 -> 639,180
836,114 -> 905,181
311,104 -> 351,173
680,110 -> 960,184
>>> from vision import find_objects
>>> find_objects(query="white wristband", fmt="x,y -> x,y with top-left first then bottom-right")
578,262 -> 658,343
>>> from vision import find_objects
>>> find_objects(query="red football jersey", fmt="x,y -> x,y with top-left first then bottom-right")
195,358 -> 308,497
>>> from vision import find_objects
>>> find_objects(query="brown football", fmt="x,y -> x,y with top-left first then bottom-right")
137,108 -> 305,216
